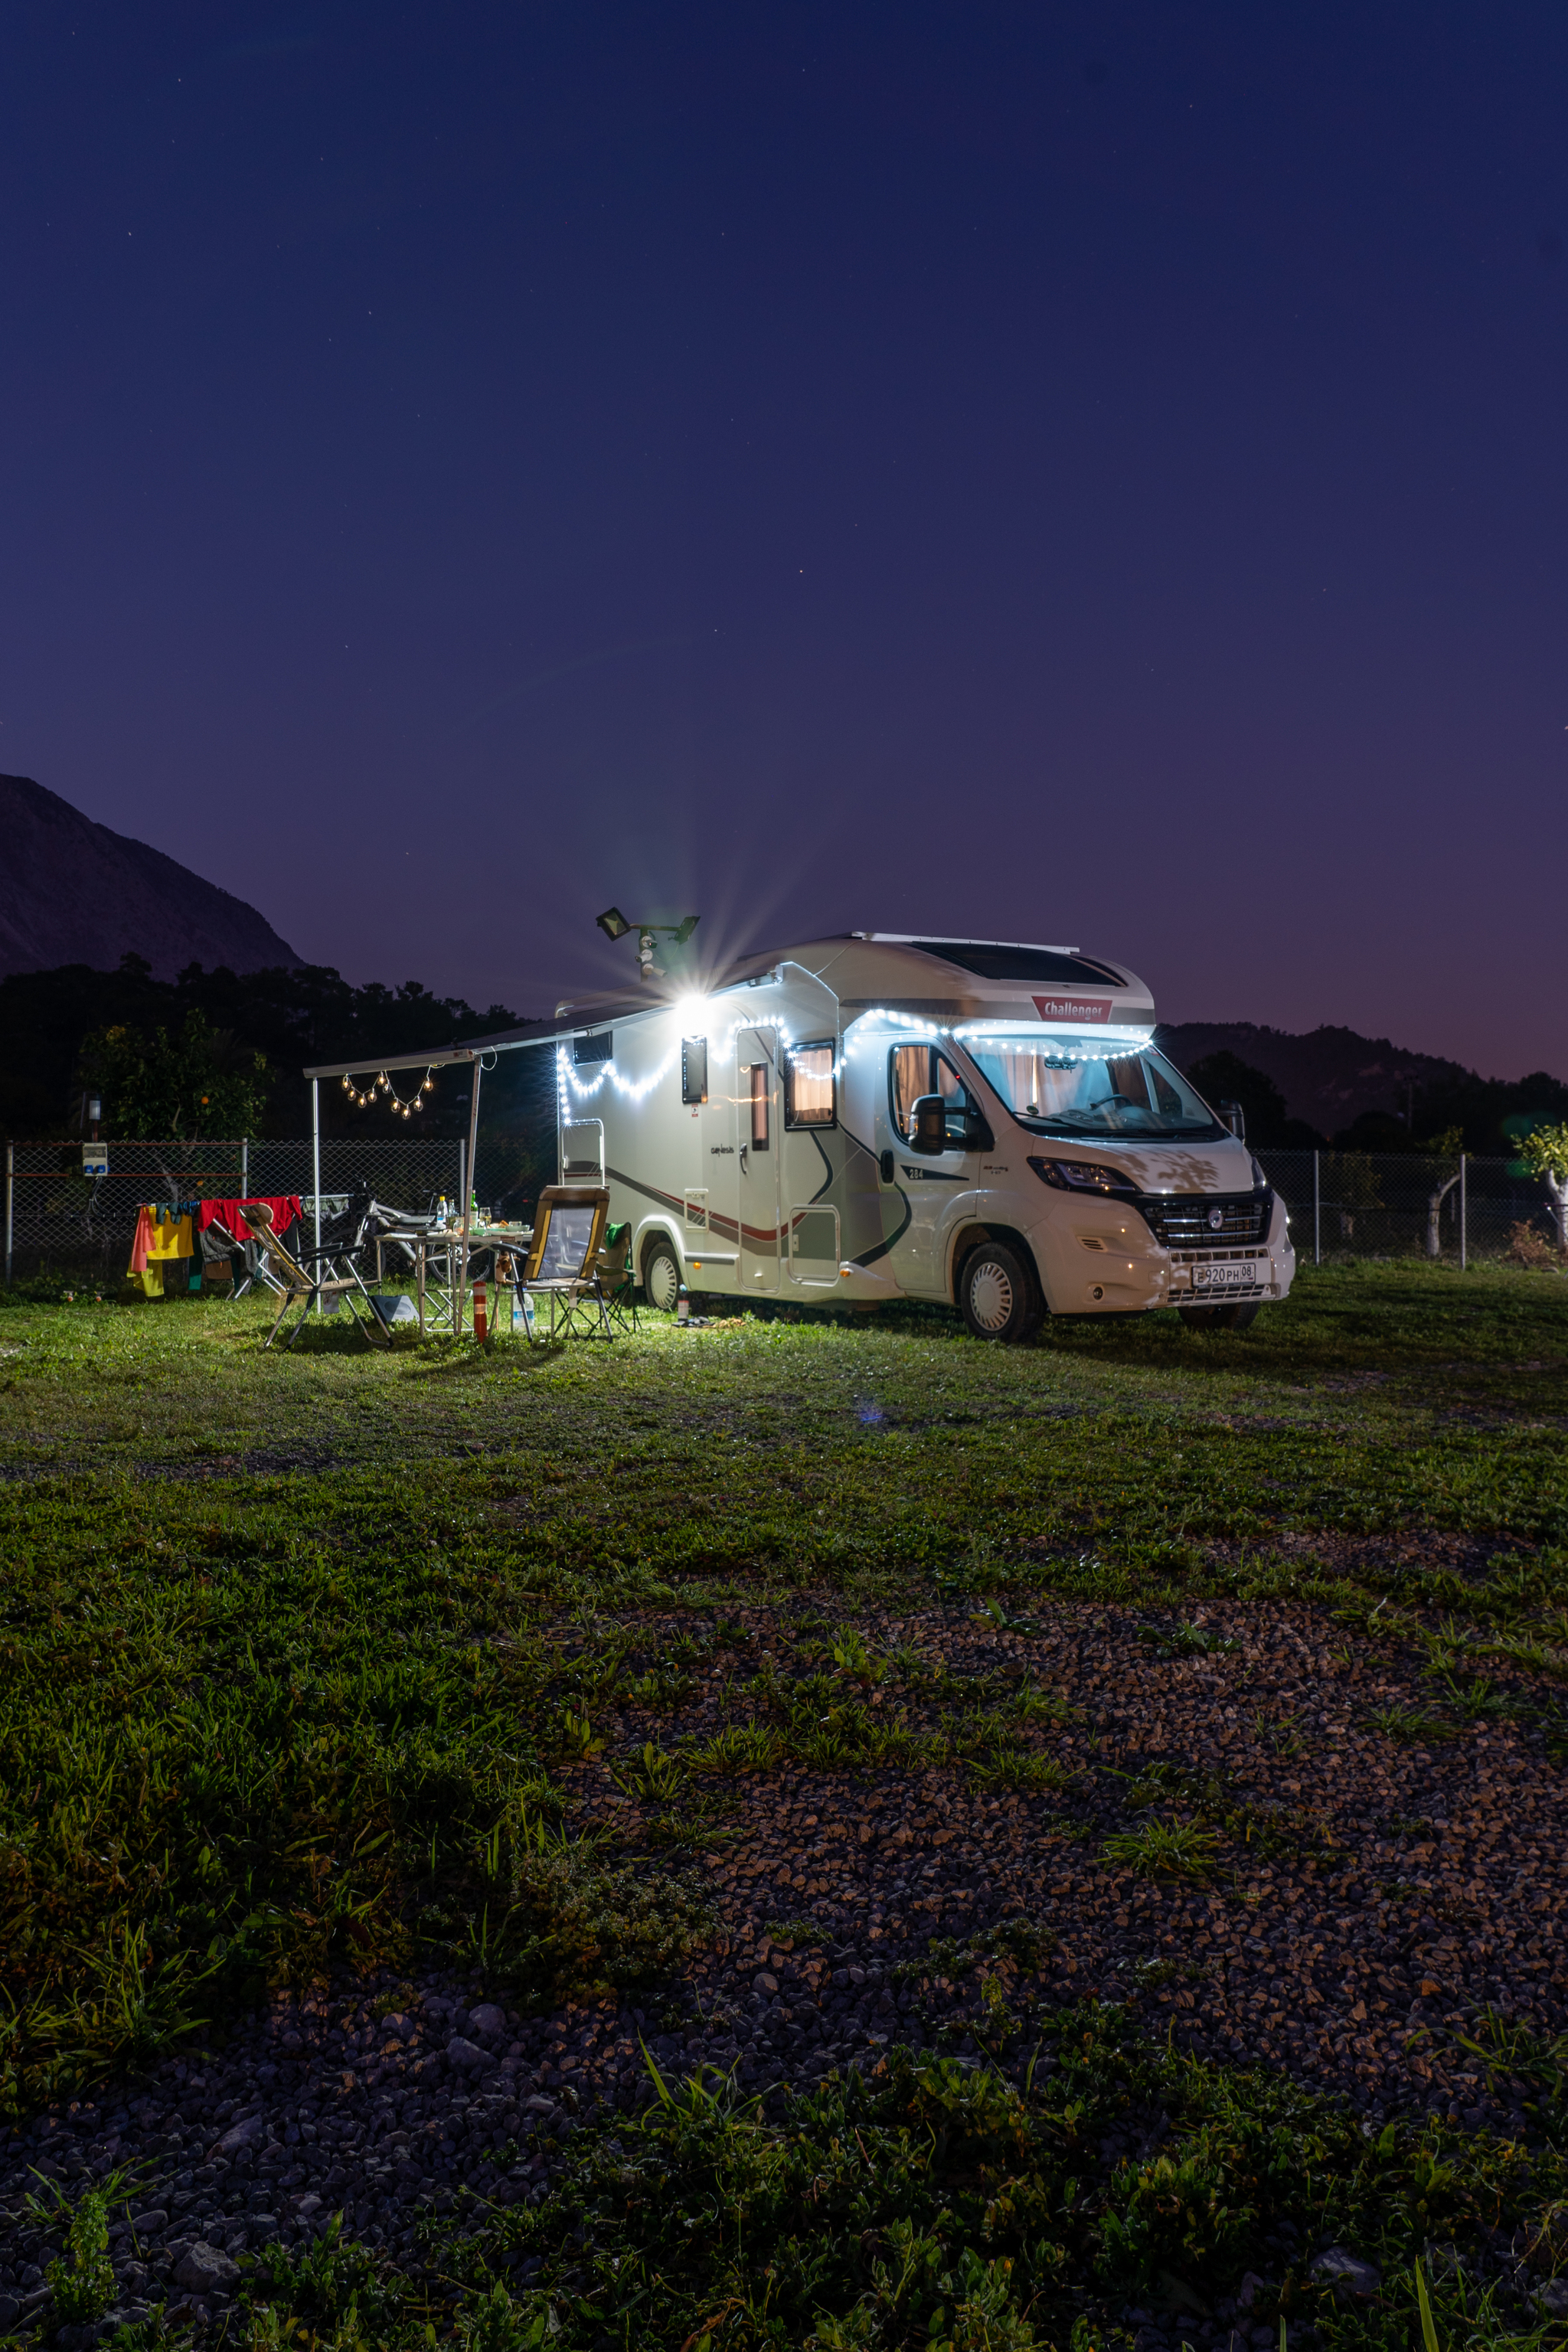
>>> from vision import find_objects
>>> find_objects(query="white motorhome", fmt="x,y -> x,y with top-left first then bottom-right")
544,934 -> 1295,1342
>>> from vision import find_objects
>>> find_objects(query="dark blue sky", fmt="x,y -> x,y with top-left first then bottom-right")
3,4 -> 1566,1073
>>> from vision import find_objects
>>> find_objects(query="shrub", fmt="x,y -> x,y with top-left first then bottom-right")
1102,1821 -> 1220,1878
1365,1704 -> 1461,1743
34,2183 -> 116,2323
1508,1221 -> 1563,1271
510,1847 -> 714,1999
686,1721 -> 786,1775
612,1741 -> 688,1803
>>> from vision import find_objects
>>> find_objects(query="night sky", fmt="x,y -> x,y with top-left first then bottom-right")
3,5 -> 1566,1075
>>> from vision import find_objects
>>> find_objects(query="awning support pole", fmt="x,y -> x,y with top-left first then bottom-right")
312,1080 -> 322,1312
458,1059 -> 483,1338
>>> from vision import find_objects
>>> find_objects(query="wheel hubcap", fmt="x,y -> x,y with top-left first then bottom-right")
648,1256 -> 679,1311
969,1263 -> 1013,1333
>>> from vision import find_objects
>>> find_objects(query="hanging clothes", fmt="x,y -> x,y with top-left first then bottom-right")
129,1205 -> 155,1275
195,1196 -> 302,1246
145,1208 -> 194,1261
129,1207 -> 166,1295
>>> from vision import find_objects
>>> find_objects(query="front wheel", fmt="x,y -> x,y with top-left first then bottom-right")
1178,1301 -> 1261,1331
642,1236 -> 683,1314
958,1242 -> 1042,1344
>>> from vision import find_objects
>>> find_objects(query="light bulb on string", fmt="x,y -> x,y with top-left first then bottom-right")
345,1062 -> 439,1116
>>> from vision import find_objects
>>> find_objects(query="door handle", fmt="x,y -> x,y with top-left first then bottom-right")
739,1147 -> 748,1175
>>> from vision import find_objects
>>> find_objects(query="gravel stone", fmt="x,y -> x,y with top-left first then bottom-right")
173,2242 -> 241,2295
211,2115 -> 264,2157
1311,2248 -> 1382,2299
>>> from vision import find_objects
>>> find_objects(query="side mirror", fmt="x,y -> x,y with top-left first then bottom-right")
910,1095 -> 947,1155
1218,1099 -> 1246,1142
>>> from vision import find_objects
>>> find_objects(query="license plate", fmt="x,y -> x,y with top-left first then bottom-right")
1194,1262 -> 1257,1289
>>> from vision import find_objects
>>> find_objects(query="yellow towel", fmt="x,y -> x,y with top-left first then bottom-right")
145,1211 -> 194,1261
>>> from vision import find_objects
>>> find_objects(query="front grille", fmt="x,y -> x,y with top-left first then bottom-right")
1136,1190 -> 1270,1249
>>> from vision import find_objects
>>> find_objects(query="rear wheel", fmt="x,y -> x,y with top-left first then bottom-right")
642,1235 -> 683,1313
958,1241 -> 1042,1344
1178,1301 -> 1262,1331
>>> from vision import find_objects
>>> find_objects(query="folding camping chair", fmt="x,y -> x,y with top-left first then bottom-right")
593,1221 -> 639,1334
241,1202 -> 390,1351
519,1187 -> 612,1340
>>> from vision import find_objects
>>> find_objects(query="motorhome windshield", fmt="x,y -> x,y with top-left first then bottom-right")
965,1034 -> 1226,1142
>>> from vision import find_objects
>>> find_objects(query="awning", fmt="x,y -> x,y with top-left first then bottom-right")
301,1045 -> 479,1081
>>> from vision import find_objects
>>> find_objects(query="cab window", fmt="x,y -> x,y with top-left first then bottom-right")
888,1044 -> 981,1147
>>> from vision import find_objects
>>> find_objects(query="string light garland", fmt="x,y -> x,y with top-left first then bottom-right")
553,995 -> 1155,1112
341,1067 -> 436,1118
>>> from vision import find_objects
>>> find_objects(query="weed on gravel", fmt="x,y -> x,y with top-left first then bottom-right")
223,2001 -> 1568,2351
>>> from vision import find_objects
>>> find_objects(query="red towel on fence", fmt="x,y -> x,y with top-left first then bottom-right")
195,1196 -> 303,1245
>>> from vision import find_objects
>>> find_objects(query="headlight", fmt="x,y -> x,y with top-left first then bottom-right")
1027,1157 -> 1133,1194
1249,1154 -> 1268,1191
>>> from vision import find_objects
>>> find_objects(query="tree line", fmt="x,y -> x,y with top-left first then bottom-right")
1181,1047 -> 1568,1158
0,956 -> 553,1143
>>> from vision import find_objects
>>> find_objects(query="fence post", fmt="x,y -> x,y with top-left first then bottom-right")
458,1140 -> 466,1219
241,1138 -> 249,1200
1313,1150 -> 1321,1267
4,1140 -> 11,1285
1459,1153 -> 1467,1272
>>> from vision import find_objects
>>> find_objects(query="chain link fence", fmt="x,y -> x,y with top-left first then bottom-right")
2,1134 -> 552,1280
1256,1150 -> 1560,1264
3,1137 -> 1557,1282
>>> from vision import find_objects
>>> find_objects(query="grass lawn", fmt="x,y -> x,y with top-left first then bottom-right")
1,1262 -> 1566,2350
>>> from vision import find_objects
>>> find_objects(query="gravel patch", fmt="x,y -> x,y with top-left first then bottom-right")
132,1446 -> 340,1481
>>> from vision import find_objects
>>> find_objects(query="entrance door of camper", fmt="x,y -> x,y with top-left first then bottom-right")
736,1026 -> 782,1294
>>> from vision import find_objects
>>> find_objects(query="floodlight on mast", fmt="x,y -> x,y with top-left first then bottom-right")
596,907 -> 700,981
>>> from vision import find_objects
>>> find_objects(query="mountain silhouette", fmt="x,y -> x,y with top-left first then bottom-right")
1157,1018 -> 1472,1134
0,773 -> 298,979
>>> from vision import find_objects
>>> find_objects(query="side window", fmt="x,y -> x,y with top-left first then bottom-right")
749,1061 -> 770,1150
888,1045 -> 979,1147
933,1053 -> 979,1146
681,1037 -> 708,1105
786,1040 -> 836,1128
890,1044 -> 929,1139
1149,1060 -> 1184,1119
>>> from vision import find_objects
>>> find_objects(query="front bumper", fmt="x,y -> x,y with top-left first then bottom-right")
1029,1194 -> 1296,1313
1165,1239 -> 1292,1305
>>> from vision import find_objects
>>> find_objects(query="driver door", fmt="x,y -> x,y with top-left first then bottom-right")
880,1044 -> 985,1293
